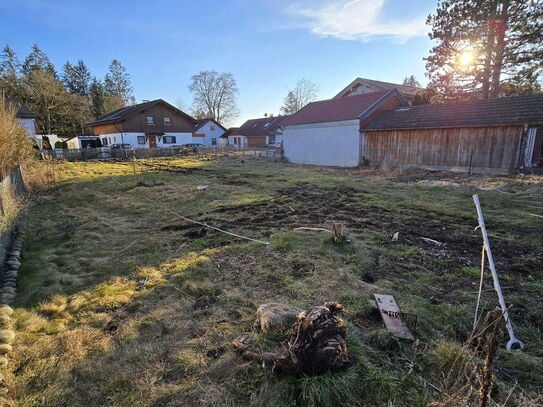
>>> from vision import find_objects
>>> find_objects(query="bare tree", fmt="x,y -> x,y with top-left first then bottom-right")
280,79 -> 319,115
188,71 -> 239,125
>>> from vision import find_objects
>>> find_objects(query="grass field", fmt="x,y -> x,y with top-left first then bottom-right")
8,156 -> 543,406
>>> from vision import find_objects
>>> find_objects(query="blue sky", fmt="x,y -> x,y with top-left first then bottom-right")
0,0 -> 437,126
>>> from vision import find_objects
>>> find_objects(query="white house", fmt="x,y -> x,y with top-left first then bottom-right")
88,99 -> 197,148
282,89 -> 408,167
192,119 -> 227,146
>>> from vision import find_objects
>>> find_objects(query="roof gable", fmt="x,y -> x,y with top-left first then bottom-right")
193,118 -> 227,132
283,89 -> 407,127
335,77 -> 421,99
363,93 -> 543,131
88,99 -> 196,127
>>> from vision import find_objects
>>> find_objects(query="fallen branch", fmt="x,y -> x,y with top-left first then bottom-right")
420,237 -> 444,246
293,227 -> 332,233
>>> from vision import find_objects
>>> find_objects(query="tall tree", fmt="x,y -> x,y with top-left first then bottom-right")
21,44 -> 55,76
188,71 -> 239,125
89,77 -> 106,118
104,59 -> 133,109
62,60 -> 92,95
279,79 -> 318,115
402,75 -> 421,88
0,44 -> 21,100
425,0 -> 543,101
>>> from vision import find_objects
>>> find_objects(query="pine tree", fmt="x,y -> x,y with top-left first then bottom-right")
425,0 -> 542,101
402,75 -> 421,88
62,60 -> 92,96
21,44 -> 55,76
0,44 -> 21,100
104,59 -> 133,108
279,79 -> 318,115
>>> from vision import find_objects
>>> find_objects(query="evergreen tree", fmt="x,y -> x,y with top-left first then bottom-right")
402,75 -> 421,88
62,60 -> 92,95
0,44 -> 21,100
104,59 -> 133,108
425,0 -> 543,100
21,44 -> 55,76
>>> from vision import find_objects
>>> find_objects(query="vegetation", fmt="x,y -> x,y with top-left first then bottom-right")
9,156 -> 543,406
188,71 -> 239,125
0,44 -> 134,136
425,0 -> 543,101
0,101 -> 32,179
279,78 -> 319,115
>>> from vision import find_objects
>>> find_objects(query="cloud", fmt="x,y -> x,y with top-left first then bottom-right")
287,0 -> 428,43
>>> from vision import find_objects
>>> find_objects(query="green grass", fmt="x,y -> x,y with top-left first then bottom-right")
8,156 -> 543,406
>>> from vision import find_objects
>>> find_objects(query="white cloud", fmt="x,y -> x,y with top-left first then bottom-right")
287,0 -> 428,43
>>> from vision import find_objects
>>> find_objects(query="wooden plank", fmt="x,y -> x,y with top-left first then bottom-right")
374,294 -> 414,341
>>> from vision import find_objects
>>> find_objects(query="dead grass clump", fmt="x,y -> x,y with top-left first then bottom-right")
0,183 -> 23,232
70,277 -> 137,312
22,160 -> 55,191
0,102 -> 33,180
37,294 -> 68,318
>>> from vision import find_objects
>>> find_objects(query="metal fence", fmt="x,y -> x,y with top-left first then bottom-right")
41,145 -> 283,162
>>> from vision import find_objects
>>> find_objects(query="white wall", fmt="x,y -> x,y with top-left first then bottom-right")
228,135 -> 247,147
98,132 -> 193,148
283,120 -> 360,167
18,118 -> 36,139
194,122 -> 225,146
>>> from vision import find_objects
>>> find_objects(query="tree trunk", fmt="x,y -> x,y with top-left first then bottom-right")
490,0 -> 510,98
481,0 -> 499,99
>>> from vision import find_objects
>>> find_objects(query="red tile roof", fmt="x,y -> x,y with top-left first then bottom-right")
283,90 -> 393,126
334,77 -> 421,98
238,115 -> 290,137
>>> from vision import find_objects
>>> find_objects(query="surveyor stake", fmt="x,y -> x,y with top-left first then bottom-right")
472,194 -> 524,351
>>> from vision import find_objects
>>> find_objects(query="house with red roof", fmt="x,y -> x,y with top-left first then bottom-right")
192,118 -> 226,146
282,89 -> 408,167
234,115 -> 290,147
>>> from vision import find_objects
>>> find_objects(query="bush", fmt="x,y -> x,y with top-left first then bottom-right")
0,102 -> 33,179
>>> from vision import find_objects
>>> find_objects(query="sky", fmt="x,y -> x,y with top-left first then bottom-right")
0,0 -> 438,126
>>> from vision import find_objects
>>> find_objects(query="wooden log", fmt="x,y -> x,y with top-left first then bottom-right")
331,223 -> 345,243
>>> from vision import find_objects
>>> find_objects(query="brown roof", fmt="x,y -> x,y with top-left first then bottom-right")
6,98 -> 36,119
238,115 -> 290,137
335,77 -> 421,98
363,93 -> 543,131
283,90 -> 405,126
88,99 -> 196,127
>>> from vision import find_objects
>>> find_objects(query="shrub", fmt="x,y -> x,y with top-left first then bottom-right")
0,102 -> 33,179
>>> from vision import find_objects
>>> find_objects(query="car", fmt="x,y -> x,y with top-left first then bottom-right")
181,143 -> 204,148
109,143 -> 134,158
109,143 -> 134,150
267,141 -> 282,149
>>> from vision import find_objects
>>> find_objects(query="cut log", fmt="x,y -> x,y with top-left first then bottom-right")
196,185 -> 208,194
332,223 -> 345,243
374,294 -> 414,341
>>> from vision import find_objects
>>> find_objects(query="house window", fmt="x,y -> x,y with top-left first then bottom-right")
164,116 -> 171,125
163,135 -> 176,144
210,125 -> 215,131
102,138 -> 108,146
113,136 -> 117,142
211,138 -> 217,145
146,116 -> 154,125
137,136 -> 146,145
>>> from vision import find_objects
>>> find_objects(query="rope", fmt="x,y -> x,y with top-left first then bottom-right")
473,244 -> 486,332
112,174 -> 270,246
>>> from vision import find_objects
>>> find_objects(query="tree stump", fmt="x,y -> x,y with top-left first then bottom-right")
332,223 -> 345,243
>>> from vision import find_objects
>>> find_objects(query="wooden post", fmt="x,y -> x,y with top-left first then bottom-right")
331,223 -> 344,243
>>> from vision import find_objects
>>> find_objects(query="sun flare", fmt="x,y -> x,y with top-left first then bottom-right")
459,51 -> 474,66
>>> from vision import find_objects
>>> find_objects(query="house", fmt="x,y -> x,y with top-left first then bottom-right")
192,118 -> 226,146
5,99 -> 37,139
335,77 -> 421,105
88,99 -> 197,148
235,115 -> 291,147
361,93 -> 543,173
282,89 -> 408,167
220,127 -> 241,146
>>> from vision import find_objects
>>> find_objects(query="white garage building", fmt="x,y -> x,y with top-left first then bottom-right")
282,89 -> 407,167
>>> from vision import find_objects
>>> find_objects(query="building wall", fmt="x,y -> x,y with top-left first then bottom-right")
123,104 -> 194,133
361,125 -> 524,172
99,132 -> 193,148
228,135 -> 247,147
284,120 -> 360,167
194,122 -> 225,146
92,123 -> 123,135
17,118 -> 36,139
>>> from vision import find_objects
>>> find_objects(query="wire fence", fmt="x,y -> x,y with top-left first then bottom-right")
39,145 -> 283,162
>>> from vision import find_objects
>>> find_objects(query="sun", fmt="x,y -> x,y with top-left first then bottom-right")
458,50 -> 474,66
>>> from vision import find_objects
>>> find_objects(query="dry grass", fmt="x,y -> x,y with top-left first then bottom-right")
8,156 -> 543,406
0,102 -> 33,180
